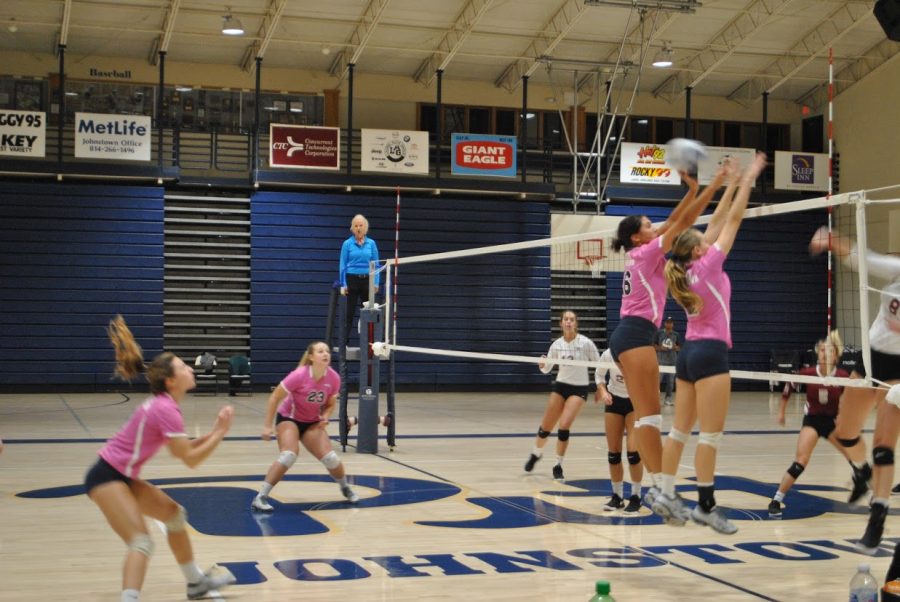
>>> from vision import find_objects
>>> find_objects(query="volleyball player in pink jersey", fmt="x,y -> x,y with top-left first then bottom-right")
651,152 -> 766,534
83,316 -> 236,602
252,341 -> 359,511
609,160 -> 728,507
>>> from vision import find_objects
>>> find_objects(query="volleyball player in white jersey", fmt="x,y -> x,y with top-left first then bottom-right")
809,228 -> 900,553
652,153 -> 765,534
596,348 -> 643,512
524,310 -> 600,480
609,162 -> 727,505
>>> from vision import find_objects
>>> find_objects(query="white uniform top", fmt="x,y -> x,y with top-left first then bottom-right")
596,349 -> 629,399
539,333 -> 600,386
847,248 -> 900,355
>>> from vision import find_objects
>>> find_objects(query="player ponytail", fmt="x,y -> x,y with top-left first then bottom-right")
108,315 -> 177,395
665,229 -> 703,315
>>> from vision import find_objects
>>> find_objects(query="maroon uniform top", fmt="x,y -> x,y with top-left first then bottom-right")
783,366 -> 849,418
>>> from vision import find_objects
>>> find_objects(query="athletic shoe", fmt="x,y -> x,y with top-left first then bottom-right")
691,506 -> 738,535
552,464 -> 565,480
644,486 -> 660,507
524,453 -> 541,472
892,483 -> 900,494
623,495 -> 642,513
341,484 -> 360,504
250,494 -> 273,512
652,493 -> 691,526
187,565 -> 237,600
768,500 -> 783,518
603,493 -> 624,511
857,503 -> 889,555
849,464 -> 873,505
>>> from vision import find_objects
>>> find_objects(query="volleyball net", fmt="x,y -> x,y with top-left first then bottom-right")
376,188 -> 897,392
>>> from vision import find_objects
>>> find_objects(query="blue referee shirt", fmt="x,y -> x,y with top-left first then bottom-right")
339,236 -> 380,288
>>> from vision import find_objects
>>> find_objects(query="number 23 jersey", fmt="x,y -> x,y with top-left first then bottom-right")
278,365 -> 341,422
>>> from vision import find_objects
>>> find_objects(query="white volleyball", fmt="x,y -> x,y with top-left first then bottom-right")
666,138 -> 708,172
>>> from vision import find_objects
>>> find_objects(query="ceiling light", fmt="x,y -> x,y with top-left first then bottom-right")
8,19 -> 18,33
175,85 -> 193,92
652,43 -> 674,68
222,9 -> 244,36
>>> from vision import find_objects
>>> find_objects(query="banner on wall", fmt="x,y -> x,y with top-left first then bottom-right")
74,112 -> 151,161
774,151 -> 829,191
619,142 -> 679,185
697,146 -> 757,186
361,129 -> 429,174
0,110 -> 46,157
451,133 -> 517,177
269,124 -> 340,170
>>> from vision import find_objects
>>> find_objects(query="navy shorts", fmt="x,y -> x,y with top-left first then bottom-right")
84,456 -> 132,494
605,394 -> 635,416
276,413 -> 320,436
845,349 -> 900,382
676,339 -> 730,383
802,413 -> 837,439
552,381 -> 589,401
609,316 -> 657,362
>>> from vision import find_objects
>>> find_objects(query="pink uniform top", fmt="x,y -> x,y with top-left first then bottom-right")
277,365 -> 341,423
620,237 -> 667,327
685,244 -> 733,347
98,393 -> 186,479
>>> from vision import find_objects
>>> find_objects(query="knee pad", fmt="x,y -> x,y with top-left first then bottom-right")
874,446 -> 895,466
557,429 -> 571,442
838,436 -> 861,448
787,461 -> 805,479
697,431 -> 724,450
627,451 -> 641,465
668,428 -> 690,444
537,427 -> 551,439
636,414 -> 662,430
277,450 -> 297,469
320,450 -> 341,470
128,534 -> 154,558
163,504 -> 187,533
608,451 -> 622,465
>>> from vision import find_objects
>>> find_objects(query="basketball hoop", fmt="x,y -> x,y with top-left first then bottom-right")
586,257 -> 604,279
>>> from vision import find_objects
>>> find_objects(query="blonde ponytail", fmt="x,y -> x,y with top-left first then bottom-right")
665,229 -> 703,314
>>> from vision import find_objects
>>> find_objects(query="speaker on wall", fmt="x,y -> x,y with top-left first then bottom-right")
874,0 -> 900,42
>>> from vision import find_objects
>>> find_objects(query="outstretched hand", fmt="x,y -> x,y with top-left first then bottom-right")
215,405 -> 234,434
808,225 -> 831,256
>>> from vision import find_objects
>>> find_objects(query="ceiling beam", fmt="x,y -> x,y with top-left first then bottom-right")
240,0 -> 289,72
329,0 -> 391,80
149,0 -> 181,65
796,38 -> 900,110
414,0 -> 495,87
494,0 -> 588,91
727,2 -> 871,106
652,0 -> 793,102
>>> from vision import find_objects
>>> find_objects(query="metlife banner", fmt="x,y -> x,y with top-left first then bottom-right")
0,110 -> 46,157
74,112 -> 151,161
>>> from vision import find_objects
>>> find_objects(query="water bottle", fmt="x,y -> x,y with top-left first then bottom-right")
589,580 -> 616,602
849,563 -> 878,602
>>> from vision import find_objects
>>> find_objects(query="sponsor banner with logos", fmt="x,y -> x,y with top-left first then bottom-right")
774,151 -> 829,191
697,146 -> 757,186
361,129 -> 429,174
74,112 -> 151,161
269,124 -> 340,170
0,110 -> 46,157
450,133 -> 517,177
619,142 -> 679,185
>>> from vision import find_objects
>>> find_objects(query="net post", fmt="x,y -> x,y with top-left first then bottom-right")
853,191 -> 873,386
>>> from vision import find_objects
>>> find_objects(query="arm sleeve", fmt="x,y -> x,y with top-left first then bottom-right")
339,239 -> 349,287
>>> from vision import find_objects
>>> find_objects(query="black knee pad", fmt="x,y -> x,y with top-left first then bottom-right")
874,446 -> 895,466
627,451 -> 641,465
838,436 -> 861,448
787,461 -> 805,479
537,427 -> 551,439
607,451 -> 622,465
557,429 -> 570,442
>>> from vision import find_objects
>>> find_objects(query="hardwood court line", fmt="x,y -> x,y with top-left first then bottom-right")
367,448 -> 779,601
0,392 -> 131,416
57,393 -> 95,437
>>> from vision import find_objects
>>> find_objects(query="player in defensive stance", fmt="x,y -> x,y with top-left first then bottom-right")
768,330 -> 852,517
84,316 -> 236,602
252,341 -> 359,511
524,310 -> 601,481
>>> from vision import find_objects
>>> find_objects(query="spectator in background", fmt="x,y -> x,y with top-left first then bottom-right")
339,214 -> 380,346
656,317 -> 680,406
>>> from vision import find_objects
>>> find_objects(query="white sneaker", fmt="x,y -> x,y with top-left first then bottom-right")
251,495 -> 273,512
691,506 -> 738,534
652,493 -> 691,526
643,486 -> 660,507
341,484 -> 360,504
187,565 -> 236,600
